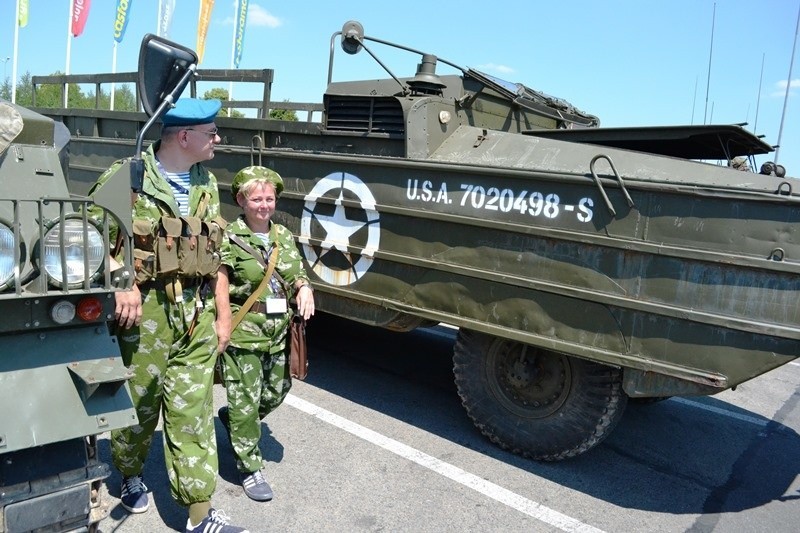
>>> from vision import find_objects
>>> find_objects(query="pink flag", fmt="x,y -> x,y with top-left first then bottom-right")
71,0 -> 92,38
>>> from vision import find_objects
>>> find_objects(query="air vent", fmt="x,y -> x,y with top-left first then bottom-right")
325,96 -> 405,134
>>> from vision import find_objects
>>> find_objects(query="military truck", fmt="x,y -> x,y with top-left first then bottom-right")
0,35 -> 198,532
32,21 -> 799,462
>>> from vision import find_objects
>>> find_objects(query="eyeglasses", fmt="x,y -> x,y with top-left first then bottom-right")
185,128 -> 219,138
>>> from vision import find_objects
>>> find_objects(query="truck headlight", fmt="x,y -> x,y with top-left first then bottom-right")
0,223 -> 16,288
42,219 -> 105,288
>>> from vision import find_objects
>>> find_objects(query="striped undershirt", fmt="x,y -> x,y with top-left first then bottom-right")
163,171 -> 191,215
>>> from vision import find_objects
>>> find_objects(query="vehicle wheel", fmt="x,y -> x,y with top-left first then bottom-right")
453,329 -> 628,461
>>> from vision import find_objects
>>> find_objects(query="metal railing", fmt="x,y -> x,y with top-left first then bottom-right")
31,69 -> 324,122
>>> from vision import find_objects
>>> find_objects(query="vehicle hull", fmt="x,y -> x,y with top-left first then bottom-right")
61,125 -> 800,397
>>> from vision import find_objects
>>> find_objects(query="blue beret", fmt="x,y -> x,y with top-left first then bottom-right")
162,98 -> 222,127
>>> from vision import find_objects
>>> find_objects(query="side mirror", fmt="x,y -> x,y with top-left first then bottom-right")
137,34 -> 198,118
340,20 -> 364,55
131,34 -> 198,192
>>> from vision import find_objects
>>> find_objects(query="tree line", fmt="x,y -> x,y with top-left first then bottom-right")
1,71 -> 137,110
1,71 -> 298,121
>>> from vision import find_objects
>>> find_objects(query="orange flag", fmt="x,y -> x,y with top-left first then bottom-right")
197,0 -> 216,64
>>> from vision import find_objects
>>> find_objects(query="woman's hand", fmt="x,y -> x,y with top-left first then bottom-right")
295,284 -> 315,320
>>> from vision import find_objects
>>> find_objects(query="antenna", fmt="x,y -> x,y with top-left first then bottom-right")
703,3 -> 716,125
775,4 -> 800,164
753,53 -> 765,134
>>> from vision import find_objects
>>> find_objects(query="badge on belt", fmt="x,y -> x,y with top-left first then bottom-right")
266,297 -> 287,314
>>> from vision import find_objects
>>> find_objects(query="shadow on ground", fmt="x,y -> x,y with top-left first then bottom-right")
302,312 -> 800,517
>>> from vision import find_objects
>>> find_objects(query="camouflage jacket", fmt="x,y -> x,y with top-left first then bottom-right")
88,141 -> 222,245
222,216 -> 310,353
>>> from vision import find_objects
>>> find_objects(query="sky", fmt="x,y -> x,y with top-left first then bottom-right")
2,0 -> 799,176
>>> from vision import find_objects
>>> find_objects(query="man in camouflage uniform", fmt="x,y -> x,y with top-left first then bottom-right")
217,166 -> 315,501
729,156 -> 752,172
89,98 -> 249,533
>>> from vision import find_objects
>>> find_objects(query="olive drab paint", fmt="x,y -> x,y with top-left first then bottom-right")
1,35 -> 196,529
41,21 -> 799,462
0,98 -> 137,533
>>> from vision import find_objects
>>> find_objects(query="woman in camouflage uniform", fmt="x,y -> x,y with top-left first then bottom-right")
217,166 -> 315,501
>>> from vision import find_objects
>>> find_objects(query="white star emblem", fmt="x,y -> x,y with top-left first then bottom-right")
300,172 -> 381,286
315,192 -> 367,254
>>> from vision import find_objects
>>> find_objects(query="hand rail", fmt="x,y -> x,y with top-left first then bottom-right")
589,154 -> 635,218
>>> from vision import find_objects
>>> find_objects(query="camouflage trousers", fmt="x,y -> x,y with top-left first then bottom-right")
219,345 -> 292,473
111,284 -> 218,506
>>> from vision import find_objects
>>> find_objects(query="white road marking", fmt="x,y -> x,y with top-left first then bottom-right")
789,361 -> 800,367
670,397 -> 769,427
419,327 -> 458,342
285,394 -> 605,533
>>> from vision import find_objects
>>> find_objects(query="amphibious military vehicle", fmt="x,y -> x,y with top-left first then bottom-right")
0,35 -> 196,531
33,21 -> 798,462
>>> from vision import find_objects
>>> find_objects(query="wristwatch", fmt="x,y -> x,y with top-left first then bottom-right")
297,283 -> 313,293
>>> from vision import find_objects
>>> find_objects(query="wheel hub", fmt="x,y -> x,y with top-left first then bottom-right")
487,341 -> 572,418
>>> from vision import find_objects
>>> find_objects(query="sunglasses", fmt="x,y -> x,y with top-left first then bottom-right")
185,128 -> 219,138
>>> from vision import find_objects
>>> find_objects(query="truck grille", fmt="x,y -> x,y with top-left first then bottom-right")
325,96 -> 405,134
0,198 -> 115,296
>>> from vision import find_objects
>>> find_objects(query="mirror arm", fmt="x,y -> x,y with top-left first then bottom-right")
327,22 -> 468,94
131,64 -> 197,192
357,39 -> 409,96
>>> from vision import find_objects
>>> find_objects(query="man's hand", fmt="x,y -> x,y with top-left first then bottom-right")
115,283 -> 142,329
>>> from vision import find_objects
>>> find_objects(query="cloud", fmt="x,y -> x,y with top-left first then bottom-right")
221,3 -> 282,28
475,63 -> 515,75
247,5 -> 281,28
771,78 -> 800,97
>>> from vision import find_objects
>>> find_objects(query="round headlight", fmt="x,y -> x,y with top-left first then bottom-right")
0,223 -> 16,288
42,219 -> 105,287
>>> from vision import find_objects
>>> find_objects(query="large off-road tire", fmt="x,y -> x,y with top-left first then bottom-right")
453,329 -> 628,461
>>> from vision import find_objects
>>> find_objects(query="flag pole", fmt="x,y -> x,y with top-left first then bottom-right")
229,2 -> 236,114
12,0 -> 21,103
111,42 -> 117,111
65,0 -> 74,108
775,4 -> 800,164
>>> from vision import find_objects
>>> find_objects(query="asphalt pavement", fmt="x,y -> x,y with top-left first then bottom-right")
97,314 -> 800,533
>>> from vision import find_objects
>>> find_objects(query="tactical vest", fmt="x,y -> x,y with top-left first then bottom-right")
131,192 -> 226,284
